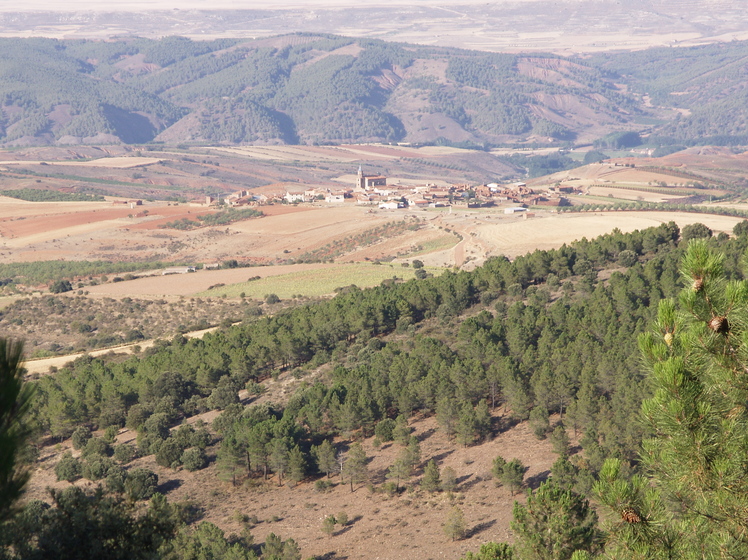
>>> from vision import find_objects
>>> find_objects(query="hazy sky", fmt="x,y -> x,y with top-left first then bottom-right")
1,0 -> 549,11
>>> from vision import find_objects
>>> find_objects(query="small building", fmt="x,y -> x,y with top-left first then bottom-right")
379,201 -> 404,210
326,193 -> 346,203
284,192 -> 305,203
504,207 -> 528,214
162,266 -> 196,275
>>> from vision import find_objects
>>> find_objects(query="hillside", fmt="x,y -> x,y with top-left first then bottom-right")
6,33 -> 748,148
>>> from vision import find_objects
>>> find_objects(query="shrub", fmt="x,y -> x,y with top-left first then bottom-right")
83,437 -> 113,458
181,448 -> 208,472
113,443 -> 137,464
155,438 -> 183,469
55,452 -> 82,482
82,457 -> 115,481
124,468 -> 158,501
71,426 -> 92,451
374,418 -> 396,442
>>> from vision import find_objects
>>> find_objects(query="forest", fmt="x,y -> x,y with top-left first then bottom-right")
5,34 -> 748,147
4,219 -> 748,558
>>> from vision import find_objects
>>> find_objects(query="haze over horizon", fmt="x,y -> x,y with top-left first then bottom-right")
2,0 -> 748,53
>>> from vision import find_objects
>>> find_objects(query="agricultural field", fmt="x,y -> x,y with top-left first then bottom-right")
198,263 -> 444,299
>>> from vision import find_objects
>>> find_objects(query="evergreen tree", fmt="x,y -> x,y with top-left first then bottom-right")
550,425 -> 571,457
386,455 -> 411,492
455,403 -> 478,447
342,443 -> 368,492
421,459 -> 441,493
596,240 -> 748,558
491,455 -> 507,486
441,466 -> 457,492
511,479 -> 600,560
501,459 -> 525,497
444,506 -> 467,541
321,515 -> 336,538
287,445 -> 306,487
0,338 -> 32,523
550,456 -> 578,491
312,440 -> 337,479
461,542 -> 514,560
270,438 -> 290,487
392,414 -> 411,445
436,396 -> 459,440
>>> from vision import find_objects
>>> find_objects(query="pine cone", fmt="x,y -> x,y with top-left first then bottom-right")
709,316 -> 729,334
692,277 -> 704,292
664,332 -> 673,347
621,507 -> 642,523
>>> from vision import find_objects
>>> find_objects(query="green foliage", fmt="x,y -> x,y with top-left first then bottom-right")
582,150 -> 608,164
1,189 -> 105,202
443,506 -> 467,541
680,222 -> 712,242
511,480 -> 601,560
0,339 -> 32,523
593,131 -> 642,150
321,515 -> 336,538
0,260 -> 167,285
501,459 -> 526,497
161,208 -> 263,230
595,240 -> 748,558
342,443 -> 368,492
550,425 -> 571,457
181,447 -> 207,472
441,466 -> 457,492
733,220 -> 748,237
2,487 -> 176,559
421,459 -> 441,493
167,520 -> 257,560
374,418 -> 396,442
54,452 -> 82,483
529,406 -> 550,440
49,280 -> 72,294
461,542 -> 514,560
312,440 -> 337,478
124,468 -> 158,501
71,426 -> 92,451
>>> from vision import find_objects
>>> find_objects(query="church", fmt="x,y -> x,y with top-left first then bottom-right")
355,166 -> 387,190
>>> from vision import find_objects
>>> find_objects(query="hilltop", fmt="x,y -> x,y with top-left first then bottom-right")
5,34 -> 748,148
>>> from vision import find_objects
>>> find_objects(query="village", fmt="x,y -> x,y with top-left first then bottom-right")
203,166 -> 580,214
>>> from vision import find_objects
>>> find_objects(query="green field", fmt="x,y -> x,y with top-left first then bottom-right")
407,234 -> 461,256
198,263 -> 445,299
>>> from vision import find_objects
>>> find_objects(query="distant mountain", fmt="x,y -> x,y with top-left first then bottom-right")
2,34 -> 748,147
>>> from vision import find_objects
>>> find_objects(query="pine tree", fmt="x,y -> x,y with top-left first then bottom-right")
386,455 -> 411,492
501,458 -> 525,497
0,338 -> 32,524
550,425 -> 571,457
392,414 -> 411,445
436,396 -> 459,440
444,506 -> 467,541
595,240 -> 748,559
441,466 -> 457,492
455,403 -> 477,447
312,439 -> 337,478
421,459 -> 441,492
321,515 -> 336,538
287,445 -> 306,487
511,479 -> 600,560
461,542 -> 514,560
342,443 -> 368,492
270,438 -> 290,487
